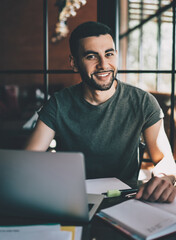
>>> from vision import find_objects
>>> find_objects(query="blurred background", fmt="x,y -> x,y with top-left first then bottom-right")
0,0 -> 175,163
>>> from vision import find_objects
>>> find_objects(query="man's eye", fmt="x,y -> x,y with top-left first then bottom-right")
86,55 -> 96,60
106,52 -> 114,57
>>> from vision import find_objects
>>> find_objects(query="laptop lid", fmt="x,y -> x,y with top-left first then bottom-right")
0,149 -> 103,224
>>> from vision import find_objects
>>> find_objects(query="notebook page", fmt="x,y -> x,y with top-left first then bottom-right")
148,198 -> 176,216
100,199 -> 176,239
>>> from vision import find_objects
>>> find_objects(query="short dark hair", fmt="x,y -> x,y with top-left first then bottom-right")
69,21 -> 114,59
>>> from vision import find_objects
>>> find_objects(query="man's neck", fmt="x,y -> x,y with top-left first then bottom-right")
82,81 -> 117,106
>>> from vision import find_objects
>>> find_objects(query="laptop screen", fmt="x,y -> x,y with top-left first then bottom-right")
0,149 -> 90,223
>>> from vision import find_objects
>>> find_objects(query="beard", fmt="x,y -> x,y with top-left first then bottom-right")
80,70 -> 117,91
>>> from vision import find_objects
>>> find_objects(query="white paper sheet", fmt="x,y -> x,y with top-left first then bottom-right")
0,225 -> 71,240
86,177 -> 130,194
1,230 -> 72,240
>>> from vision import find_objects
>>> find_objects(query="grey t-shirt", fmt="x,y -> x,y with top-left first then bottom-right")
38,80 -> 163,181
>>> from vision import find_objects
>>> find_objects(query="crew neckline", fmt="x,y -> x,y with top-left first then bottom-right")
80,79 -> 120,108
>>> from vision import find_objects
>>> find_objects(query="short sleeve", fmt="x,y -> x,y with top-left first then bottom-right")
142,92 -> 164,131
38,95 -> 57,131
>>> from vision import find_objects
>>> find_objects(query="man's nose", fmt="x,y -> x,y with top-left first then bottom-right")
97,56 -> 109,69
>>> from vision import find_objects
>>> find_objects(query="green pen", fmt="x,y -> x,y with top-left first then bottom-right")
102,188 -> 139,198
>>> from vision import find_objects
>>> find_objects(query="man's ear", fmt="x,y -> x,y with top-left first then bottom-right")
69,55 -> 79,72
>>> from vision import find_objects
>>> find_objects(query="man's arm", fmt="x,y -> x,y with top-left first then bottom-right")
25,120 -> 55,151
136,119 -> 176,202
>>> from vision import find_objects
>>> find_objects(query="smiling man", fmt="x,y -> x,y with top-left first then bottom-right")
25,21 -> 176,203
73,34 -> 117,91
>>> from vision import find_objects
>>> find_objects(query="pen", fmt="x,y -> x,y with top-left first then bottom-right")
102,188 -> 139,198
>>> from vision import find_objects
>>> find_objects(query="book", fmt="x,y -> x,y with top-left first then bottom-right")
97,198 -> 176,240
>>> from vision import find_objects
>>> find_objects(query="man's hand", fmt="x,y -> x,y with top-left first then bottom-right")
135,176 -> 176,203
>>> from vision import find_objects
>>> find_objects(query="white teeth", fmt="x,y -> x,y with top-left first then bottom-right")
97,73 -> 109,77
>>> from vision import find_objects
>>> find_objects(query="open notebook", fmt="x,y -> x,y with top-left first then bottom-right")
0,149 -> 103,224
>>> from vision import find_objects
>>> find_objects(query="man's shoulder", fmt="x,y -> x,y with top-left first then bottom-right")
118,80 -> 153,98
119,80 -> 146,94
117,80 -> 156,105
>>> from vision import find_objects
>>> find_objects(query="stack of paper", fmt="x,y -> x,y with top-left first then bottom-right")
0,224 -> 82,240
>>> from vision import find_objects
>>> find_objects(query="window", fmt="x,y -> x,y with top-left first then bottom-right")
119,0 -> 176,157
0,0 -> 97,149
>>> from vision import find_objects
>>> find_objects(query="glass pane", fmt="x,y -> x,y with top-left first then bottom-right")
0,74 -> 44,126
139,73 -> 157,91
0,0 -> 43,70
157,73 -> 173,93
160,22 -> 172,70
49,73 -> 81,95
0,73 -> 82,127
0,74 -> 45,150
49,0 -> 98,70
121,73 -> 157,91
142,19 -> 157,70
127,26 -> 140,70
118,73 -> 139,86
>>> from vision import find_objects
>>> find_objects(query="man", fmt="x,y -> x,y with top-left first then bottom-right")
25,21 -> 176,203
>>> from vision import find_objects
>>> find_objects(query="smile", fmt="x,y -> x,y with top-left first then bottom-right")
97,73 -> 109,77
92,70 -> 113,78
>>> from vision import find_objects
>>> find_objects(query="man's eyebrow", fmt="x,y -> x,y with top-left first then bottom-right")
105,48 -> 115,53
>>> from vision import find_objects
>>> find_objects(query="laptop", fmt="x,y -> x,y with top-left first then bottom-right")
0,149 -> 104,224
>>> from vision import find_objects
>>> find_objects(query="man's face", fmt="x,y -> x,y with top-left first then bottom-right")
74,34 -> 118,91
